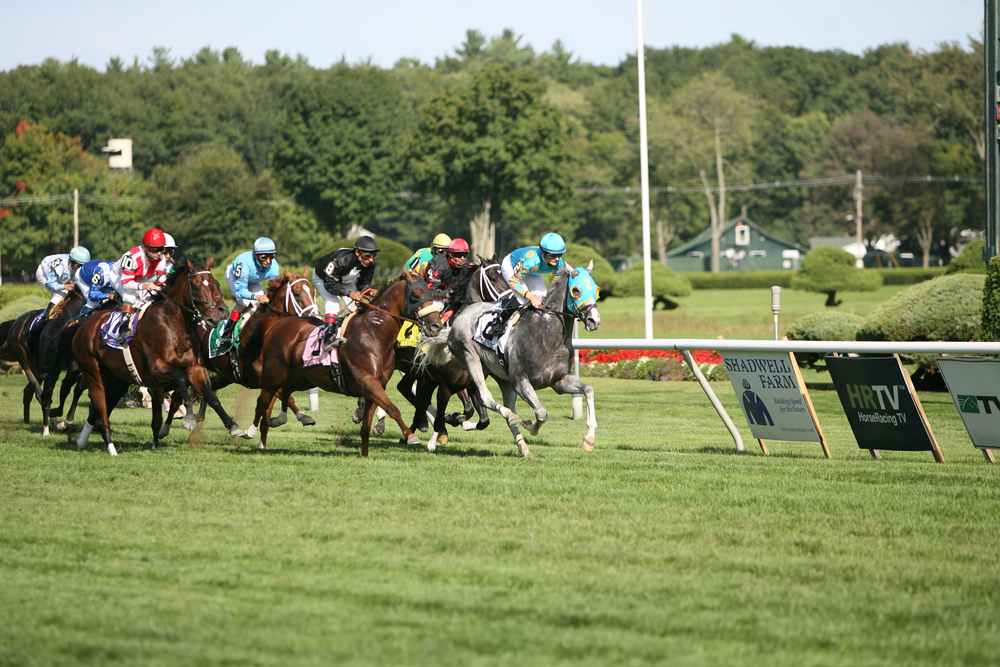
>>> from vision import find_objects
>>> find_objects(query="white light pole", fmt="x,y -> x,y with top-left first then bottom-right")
636,0 -> 653,339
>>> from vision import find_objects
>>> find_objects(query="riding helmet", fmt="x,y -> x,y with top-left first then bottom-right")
253,237 -> 276,255
162,233 -> 177,250
432,233 -> 452,251
354,236 -> 379,253
142,228 -> 166,248
539,232 -> 566,255
69,246 -> 91,265
446,238 -> 470,267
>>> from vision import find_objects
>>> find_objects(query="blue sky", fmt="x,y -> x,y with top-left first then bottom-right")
5,0 -> 983,72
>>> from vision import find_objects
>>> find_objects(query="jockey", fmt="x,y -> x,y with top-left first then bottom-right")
312,236 -> 378,351
219,237 -> 279,350
75,259 -> 117,316
35,246 -> 90,322
485,232 -> 567,338
113,228 -> 168,343
405,233 -> 451,276
156,233 -> 178,285
424,237 -> 469,320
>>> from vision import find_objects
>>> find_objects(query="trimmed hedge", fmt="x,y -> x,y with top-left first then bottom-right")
613,261 -> 692,298
785,311 -> 865,371
857,273 -> 985,342
0,285 -> 49,309
686,271 -> 793,289
870,267 -> 947,285
982,256 -> 1000,342
945,238 -> 986,275
0,296 -> 47,322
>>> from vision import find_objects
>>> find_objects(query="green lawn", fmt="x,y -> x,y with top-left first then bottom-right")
1,359 -> 998,665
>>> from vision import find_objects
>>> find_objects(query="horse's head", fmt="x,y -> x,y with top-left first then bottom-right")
182,257 -> 228,327
267,269 -> 318,317
402,272 -> 443,337
568,262 -> 602,332
469,255 -> 510,303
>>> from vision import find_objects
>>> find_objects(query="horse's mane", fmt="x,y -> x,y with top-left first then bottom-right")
265,270 -> 299,301
150,256 -> 204,303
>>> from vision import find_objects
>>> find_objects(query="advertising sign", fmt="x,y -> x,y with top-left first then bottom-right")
721,351 -> 820,442
825,356 -> 935,452
935,356 -> 1000,450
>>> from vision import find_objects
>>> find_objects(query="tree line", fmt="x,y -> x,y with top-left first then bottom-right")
0,29 -> 983,277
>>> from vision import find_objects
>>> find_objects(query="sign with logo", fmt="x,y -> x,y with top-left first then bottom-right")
825,356 -> 937,453
935,357 -> 1000,450
721,351 -> 820,441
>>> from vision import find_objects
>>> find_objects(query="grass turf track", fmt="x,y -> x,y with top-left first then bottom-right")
1,365 -> 998,666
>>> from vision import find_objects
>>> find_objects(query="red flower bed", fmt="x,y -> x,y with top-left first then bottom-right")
578,349 -> 721,365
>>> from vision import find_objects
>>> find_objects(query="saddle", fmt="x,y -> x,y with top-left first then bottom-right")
208,310 -> 254,360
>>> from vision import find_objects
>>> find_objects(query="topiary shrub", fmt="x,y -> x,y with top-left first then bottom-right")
945,238 -> 986,275
686,271 -> 794,290
613,261 -> 692,299
856,273 -> 985,342
312,236 -> 413,282
981,255 -> 1000,342
791,246 -> 882,306
560,243 -> 617,298
785,311 -> 865,371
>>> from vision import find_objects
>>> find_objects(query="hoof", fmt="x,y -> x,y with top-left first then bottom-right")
107,443 -> 118,456
56,420 -> 73,432
475,419 -> 490,431
582,435 -> 595,452
437,433 -> 448,445
297,413 -> 316,427
42,425 -> 50,437
195,413 -> 206,424
246,424 -> 258,439
351,407 -> 363,424
230,426 -> 248,439
406,434 -> 422,446
515,435 -> 531,458
417,424 -> 428,433
372,418 -> 386,437
267,417 -> 283,428
259,442 -> 266,450
158,424 -> 171,439
182,416 -> 198,432
461,420 -> 478,431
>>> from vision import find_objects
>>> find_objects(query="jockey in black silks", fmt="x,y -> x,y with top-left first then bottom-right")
312,236 -> 379,352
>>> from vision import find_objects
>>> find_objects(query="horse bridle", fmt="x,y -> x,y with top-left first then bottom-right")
355,279 -> 441,327
163,269 -> 224,331
479,263 -> 512,301
284,278 -> 318,317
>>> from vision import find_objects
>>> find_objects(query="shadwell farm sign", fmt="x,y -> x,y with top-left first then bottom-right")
722,352 -> 821,444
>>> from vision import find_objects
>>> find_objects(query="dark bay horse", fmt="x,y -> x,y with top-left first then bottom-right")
250,272 -> 442,455
419,264 -> 602,457
161,269 -> 321,438
1,290 -> 85,435
392,257 -> 509,449
71,258 -> 243,455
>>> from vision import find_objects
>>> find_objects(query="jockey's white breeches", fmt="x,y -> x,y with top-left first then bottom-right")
501,255 -> 547,305
311,269 -> 356,317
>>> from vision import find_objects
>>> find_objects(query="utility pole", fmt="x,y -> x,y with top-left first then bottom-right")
636,0 -> 653,339
854,170 -> 864,268
73,189 -> 79,247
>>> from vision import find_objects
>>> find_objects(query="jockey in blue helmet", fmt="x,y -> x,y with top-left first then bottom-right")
485,232 -> 567,338
220,237 -> 280,349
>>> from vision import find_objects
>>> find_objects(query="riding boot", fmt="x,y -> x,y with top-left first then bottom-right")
116,306 -> 134,345
323,323 -> 346,353
485,299 -> 517,339
217,317 -> 237,351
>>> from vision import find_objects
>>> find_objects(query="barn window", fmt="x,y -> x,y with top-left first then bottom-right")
749,250 -> 766,257
735,224 -> 750,246
687,251 -> 704,258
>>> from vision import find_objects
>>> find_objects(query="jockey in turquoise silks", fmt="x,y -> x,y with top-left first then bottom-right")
219,237 -> 279,351
485,232 -> 567,338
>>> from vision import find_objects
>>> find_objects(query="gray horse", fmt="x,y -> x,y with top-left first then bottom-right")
419,263 -> 601,457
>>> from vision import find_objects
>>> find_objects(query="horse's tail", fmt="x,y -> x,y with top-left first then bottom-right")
38,316 -> 85,379
0,319 -> 14,361
414,330 -> 453,372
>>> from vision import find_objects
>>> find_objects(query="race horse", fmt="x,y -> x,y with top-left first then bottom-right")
161,269 -> 321,437
391,255 -> 510,448
71,257 -> 244,455
418,263 -> 602,457
0,289 -> 85,435
248,272 -> 442,455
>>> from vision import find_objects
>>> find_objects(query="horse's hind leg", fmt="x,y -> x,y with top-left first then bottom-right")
359,378 -> 418,450
511,376 -> 548,438
186,365 -> 246,439
61,373 -> 86,431
150,386 -> 165,451
22,380 -> 33,424
39,374 -> 58,436
553,375 -> 596,452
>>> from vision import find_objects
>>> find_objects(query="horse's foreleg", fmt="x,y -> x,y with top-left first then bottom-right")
361,379 -> 419,449
96,375 -> 130,456
22,380 -> 33,424
360,398 -> 377,458
150,386 -> 165,451
187,365 -> 246,439
39,375 -> 57,436
425,383 -> 454,451
499,379 -> 531,457
553,375 -> 596,452
61,373 -> 86,431
284,394 -> 315,427
461,347 -> 517,429
159,388 -> 184,438
252,388 -> 274,447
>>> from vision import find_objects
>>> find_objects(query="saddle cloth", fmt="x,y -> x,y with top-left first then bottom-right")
472,303 -> 513,356
207,309 -> 254,359
302,312 -> 355,368
100,303 -> 152,350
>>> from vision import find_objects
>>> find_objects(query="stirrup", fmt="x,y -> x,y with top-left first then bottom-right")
116,327 -> 134,345
323,337 -> 346,353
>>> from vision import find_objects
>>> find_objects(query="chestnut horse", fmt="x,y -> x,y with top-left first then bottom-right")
162,269 -> 321,436
71,258 -> 243,455
248,272 -> 442,455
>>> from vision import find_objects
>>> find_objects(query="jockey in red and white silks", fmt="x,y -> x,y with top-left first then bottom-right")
112,228 -> 167,340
